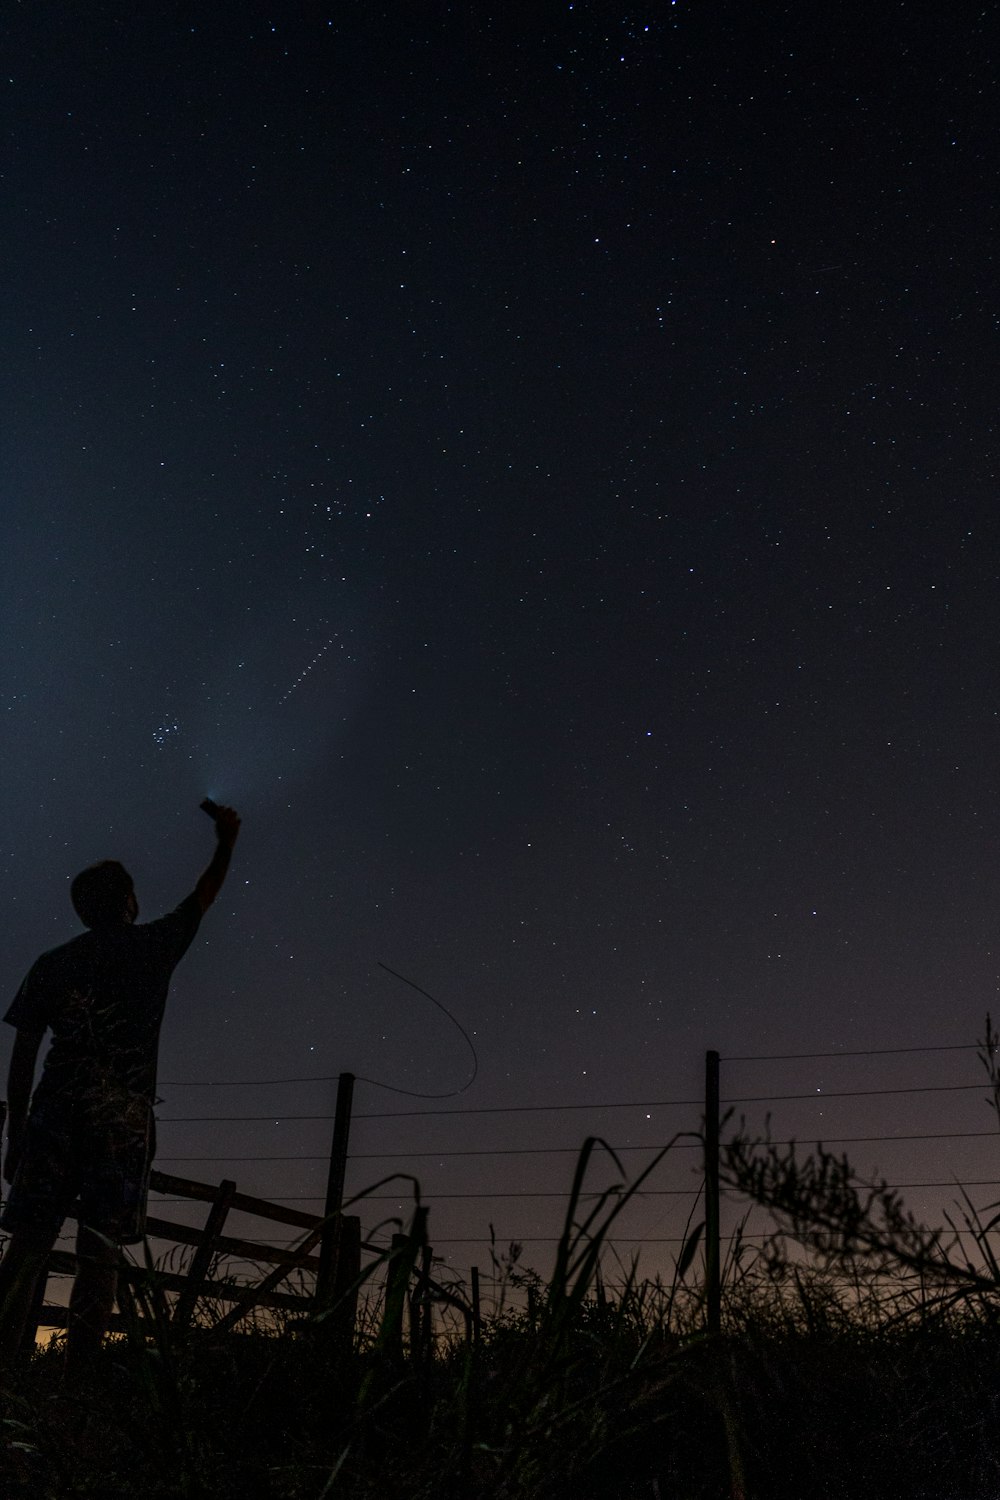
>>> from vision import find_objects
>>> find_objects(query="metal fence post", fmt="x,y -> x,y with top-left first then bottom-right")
705,1048 -> 721,1335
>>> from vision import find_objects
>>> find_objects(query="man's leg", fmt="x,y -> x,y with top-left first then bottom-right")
0,1230 -> 57,1366
66,1224 -> 119,1376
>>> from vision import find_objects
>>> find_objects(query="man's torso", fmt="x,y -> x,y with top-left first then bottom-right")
4,895 -> 201,1124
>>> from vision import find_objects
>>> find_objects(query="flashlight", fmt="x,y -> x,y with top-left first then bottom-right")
200,798 -> 221,819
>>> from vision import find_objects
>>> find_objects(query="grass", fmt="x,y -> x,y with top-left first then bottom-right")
7,1247 -> 1000,1499
5,1038 -> 1000,1499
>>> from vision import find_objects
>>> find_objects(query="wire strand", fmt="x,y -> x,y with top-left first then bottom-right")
149,1178 -> 1000,1204
153,1080 -> 987,1123
160,960 -> 479,1096
155,1098 -> 701,1121
723,1043 -> 982,1062
353,961 -> 479,1098
153,1129 -> 1000,1164
160,1041 -> 988,1089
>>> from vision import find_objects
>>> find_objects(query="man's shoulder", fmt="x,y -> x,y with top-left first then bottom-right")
137,892 -> 202,935
26,931 -> 95,977
133,893 -> 203,960
4,932 -> 96,1030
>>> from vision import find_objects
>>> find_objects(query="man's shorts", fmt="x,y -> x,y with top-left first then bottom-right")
0,1096 -> 154,1247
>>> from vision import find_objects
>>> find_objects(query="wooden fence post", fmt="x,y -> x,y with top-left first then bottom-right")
386,1231 -> 410,1361
317,1071 -> 355,1304
594,1260 -> 607,1310
414,1242 -> 432,1362
174,1177 -> 237,1329
470,1265 -> 481,1343
329,1213 -> 361,1347
705,1048 -> 721,1335
381,1206 -> 428,1361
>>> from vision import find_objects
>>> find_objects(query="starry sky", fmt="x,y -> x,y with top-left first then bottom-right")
3,2 -> 999,1283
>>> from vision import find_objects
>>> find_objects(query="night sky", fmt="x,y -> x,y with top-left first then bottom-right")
3,2 -> 999,1284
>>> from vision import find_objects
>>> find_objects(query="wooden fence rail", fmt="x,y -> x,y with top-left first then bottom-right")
33,1166 -> 364,1341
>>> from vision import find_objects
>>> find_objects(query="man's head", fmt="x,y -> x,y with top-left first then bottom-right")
70,861 -> 138,929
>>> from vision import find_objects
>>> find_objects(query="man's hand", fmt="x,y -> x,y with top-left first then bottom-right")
210,804 -> 241,850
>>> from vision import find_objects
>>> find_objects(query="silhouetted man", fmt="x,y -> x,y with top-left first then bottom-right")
0,802 -> 240,1372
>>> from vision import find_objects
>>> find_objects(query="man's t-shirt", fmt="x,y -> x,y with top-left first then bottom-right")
3,894 -> 202,1127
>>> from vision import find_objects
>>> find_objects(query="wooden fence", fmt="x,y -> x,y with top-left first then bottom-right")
32,1166 -> 364,1341
26,1072 -> 479,1349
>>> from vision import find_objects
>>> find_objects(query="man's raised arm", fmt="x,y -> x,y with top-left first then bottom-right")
194,803 -> 241,913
